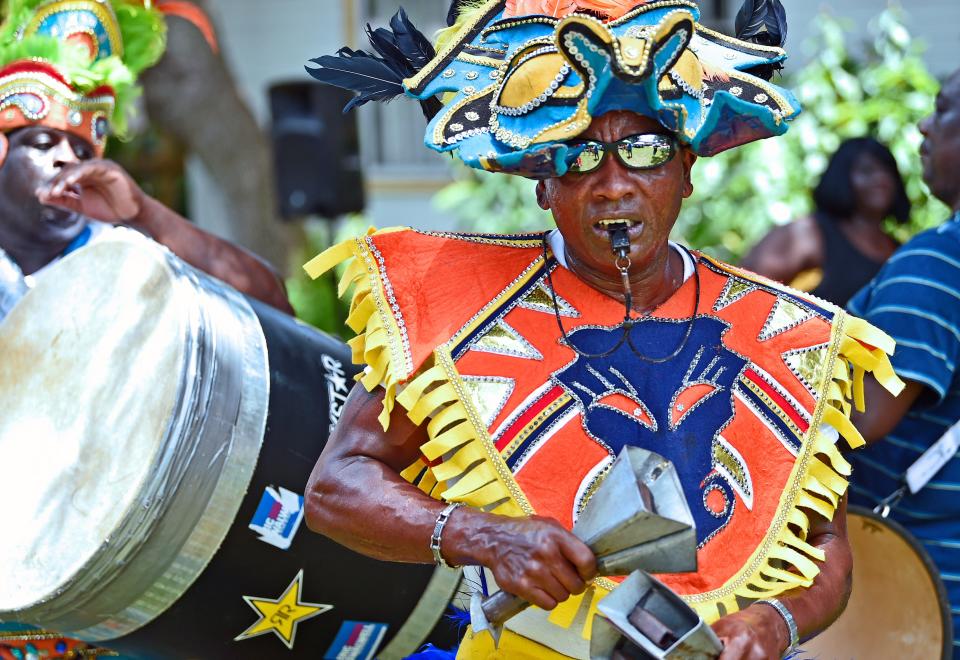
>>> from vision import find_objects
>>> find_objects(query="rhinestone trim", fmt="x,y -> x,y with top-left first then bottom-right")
366,236 -> 414,377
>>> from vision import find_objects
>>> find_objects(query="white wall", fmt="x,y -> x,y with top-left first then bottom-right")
783,0 -> 959,78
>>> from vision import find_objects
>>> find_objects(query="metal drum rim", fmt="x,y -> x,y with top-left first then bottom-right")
2,240 -> 271,640
75,248 -> 272,640
0,240 -> 193,616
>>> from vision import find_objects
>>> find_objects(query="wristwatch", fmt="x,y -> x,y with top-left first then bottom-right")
756,598 -> 799,656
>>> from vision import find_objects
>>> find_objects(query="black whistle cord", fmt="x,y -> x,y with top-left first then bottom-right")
541,228 -> 701,363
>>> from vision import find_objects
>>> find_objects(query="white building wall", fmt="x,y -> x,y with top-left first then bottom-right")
189,0 -> 452,234
784,0 -> 958,78
187,0 -> 960,237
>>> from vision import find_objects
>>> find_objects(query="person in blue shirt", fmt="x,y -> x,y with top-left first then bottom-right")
848,67 -> 960,656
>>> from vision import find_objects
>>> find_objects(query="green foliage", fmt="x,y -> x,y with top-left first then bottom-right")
433,7 -> 945,262
675,6 -> 944,262
434,164 -> 555,233
286,215 -> 368,338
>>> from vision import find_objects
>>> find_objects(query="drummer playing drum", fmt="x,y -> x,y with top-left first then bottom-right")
0,5 -> 291,321
0,2 -> 289,657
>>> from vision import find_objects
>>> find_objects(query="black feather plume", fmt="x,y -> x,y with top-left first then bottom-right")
306,48 -> 406,112
391,8 -> 437,70
367,24 -> 412,77
735,0 -> 787,47
306,7 -> 442,119
734,0 -> 787,80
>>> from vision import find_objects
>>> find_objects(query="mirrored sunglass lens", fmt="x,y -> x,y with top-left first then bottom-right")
617,135 -> 674,169
571,143 -> 604,172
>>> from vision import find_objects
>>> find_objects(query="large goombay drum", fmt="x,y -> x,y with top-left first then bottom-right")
804,505 -> 952,659
0,237 -> 460,659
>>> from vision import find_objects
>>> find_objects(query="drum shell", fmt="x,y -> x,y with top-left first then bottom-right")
101,299 -> 459,658
0,240 -> 459,659
804,505 -> 952,659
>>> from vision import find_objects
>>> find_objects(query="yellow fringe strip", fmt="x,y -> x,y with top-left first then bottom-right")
304,229 -> 412,431
396,358 -> 525,514
545,591 -> 582,630
683,310 -> 904,624
304,231 -> 525,517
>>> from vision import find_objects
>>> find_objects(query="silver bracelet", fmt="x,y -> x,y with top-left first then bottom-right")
756,598 -> 799,654
430,502 -> 463,568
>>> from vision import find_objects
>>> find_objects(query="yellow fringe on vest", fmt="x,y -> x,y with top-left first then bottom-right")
306,237 -> 905,631
305,231 -> 525,517
684,309 -> 903,624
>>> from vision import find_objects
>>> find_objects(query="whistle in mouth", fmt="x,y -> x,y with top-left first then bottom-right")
605,221 -> 632,259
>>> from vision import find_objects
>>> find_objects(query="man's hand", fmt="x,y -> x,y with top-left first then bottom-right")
444,510 -> 597,611
37,160 -> 145,224
711,604 -> 788,660
34,158 -> 291,312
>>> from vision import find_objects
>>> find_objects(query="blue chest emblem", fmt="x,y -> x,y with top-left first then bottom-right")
554,316 -> 749,545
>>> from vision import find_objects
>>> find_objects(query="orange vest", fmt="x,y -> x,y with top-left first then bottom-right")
307,228 -> 900,636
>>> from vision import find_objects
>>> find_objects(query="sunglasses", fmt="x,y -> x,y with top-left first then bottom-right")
567,133 -> 677,174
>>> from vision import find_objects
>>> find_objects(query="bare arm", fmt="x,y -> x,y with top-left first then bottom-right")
131,195 -> 293,314
305,385 -> 597,611
713,368 -> 924,656
740,216 -> 822,284
712,497 -> 852,659
851,374 -> 925,445
39,160 -> 293,314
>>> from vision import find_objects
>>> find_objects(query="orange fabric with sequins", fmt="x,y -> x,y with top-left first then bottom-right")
371,230 -> 838,596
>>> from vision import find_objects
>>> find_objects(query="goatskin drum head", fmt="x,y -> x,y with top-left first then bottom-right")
0,237 -> 185,612
804,506 -> 951,658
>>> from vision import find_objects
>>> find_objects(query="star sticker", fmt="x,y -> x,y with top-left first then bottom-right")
234,570 -> 332,650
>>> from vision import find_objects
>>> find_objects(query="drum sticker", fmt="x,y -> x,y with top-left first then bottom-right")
234,569 -> 332,650
248,485 -> 305,550
323,354 -> 350,434
322,621 -> 389,660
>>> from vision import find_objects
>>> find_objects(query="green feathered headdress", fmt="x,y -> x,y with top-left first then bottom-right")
0,0 -> 166,137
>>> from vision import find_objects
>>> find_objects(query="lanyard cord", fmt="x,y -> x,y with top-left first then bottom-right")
541,234 -> 701,363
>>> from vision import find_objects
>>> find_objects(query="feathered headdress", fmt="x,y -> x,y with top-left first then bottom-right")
308,0 -> 797,178
0,0 -> 217,153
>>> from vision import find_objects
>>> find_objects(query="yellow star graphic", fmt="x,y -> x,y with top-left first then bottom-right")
234,570 -> 332,650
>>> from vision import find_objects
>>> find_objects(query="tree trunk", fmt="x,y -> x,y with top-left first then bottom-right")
140,4 -> 290,270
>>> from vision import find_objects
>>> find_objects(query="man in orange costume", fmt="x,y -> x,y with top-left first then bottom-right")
302,0 -> 902,657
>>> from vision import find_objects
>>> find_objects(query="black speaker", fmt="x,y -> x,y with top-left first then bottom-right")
268,83 -> 365,219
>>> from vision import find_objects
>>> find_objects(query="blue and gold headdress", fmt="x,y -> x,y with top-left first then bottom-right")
308,0 -> 799,178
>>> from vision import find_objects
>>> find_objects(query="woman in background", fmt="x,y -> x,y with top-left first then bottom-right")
741,137 -> 910,306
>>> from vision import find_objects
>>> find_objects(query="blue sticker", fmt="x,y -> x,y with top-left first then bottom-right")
248,486 -> 305,550
322,621 -> 389,660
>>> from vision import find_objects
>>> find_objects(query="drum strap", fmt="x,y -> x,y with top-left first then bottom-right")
877,420 -> 960,515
